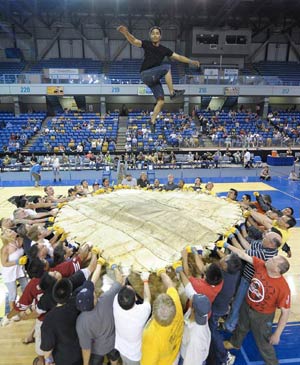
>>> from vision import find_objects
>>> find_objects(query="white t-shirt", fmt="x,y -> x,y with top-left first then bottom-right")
180,308 -> 211,365
24,208 -> 37,218
244,151 -> 251,163
113,295 -> 151,361
52,157 -> 60,168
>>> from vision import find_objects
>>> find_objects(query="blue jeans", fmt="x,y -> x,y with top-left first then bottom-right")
208,312 -> 228,365
225,276 -> 250,332
140,64 -> 170,99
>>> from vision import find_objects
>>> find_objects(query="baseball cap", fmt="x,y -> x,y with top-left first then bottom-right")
192,294 -> 211,325
76,280 -> 95,312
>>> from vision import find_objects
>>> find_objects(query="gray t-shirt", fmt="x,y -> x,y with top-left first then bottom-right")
76,282 -> 122,355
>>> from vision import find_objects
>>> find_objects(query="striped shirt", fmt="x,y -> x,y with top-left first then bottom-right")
243,240 -> 278,282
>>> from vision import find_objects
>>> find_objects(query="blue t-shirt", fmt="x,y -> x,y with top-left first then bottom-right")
31,164 -> 41,174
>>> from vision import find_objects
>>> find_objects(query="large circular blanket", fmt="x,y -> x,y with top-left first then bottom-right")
55,189 -> 243,271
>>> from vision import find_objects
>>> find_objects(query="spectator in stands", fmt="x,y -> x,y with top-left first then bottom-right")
243,149 -> 252,168
43,154 -> 51,167
3,155 -> 11,166
187,151 -> 194,163
76,143 -> 83,153
86,151 -> 96,168
260,166 -> 271,181
125,141 -> 132,152
213,150 -> 222,168
75,154 -> 84,169
62,153 -> 69,169
51,154 -> 61,183
163,174 -> 178,191
117,25 -> 199,131
286,147 -> 293,157
102,140 -> 109,153
233,151 -> 241,164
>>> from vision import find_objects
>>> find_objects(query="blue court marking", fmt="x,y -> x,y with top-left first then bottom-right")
233,323 -> 300,365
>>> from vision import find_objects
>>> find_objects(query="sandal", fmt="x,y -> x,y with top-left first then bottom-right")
32,357 -> 44,365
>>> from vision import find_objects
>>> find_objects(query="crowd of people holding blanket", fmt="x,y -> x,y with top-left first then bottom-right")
0,179 -> 296,365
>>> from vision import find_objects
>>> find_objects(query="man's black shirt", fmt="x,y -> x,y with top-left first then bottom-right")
140,40 -> 173,72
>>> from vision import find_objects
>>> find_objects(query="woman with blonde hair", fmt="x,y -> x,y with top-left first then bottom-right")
1,228 -> 27,324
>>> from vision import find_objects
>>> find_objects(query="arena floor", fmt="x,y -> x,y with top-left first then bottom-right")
0,171 -> 299,365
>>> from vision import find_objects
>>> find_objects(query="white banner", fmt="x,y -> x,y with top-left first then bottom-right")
204,68 -> 219,77
224,68 -> 239,76
48,68 -> 79,79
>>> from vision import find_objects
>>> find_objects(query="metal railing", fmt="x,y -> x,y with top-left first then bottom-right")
1,72 -> 300,86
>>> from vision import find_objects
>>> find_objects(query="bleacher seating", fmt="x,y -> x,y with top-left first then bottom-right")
268,111 -> 300,142
29,112 -> 119,153
253,61 -> 300,85
197,111 -> 275,147
0,112 -> 45,152
28,58 -> 102,74
0,62 -> 26,83
108,59 -> 180,84
126,112 -> 198,152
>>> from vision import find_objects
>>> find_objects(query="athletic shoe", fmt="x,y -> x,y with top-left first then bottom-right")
1,316 -> 10,326
11,314 -> 21,322
226,352 -> 236,365
223,340 -> 239,350
170,89 -> 185,99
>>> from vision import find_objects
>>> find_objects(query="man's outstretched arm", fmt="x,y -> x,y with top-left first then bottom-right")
117,25 -> 142,47
170,53 -> 200,67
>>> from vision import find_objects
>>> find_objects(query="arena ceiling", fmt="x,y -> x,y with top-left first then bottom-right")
1,0 -> 300,30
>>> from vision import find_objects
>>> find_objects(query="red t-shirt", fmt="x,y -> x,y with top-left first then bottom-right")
246,257 -> 291,314
49,256 -> 82,277
14,277 -> 45,320
189,276 -> 223,304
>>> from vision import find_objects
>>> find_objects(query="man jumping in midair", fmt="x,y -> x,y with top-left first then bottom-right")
117,25 -> 200,129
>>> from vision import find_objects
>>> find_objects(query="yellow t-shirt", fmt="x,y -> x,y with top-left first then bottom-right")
141,287 -> 184,365
272,221 -> 290,244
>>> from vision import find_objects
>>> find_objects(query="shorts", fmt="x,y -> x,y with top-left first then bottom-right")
140,64 -> 170,99
31,173 -> 41,182
35,318 -> 46,356
90,349 -> 120,365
